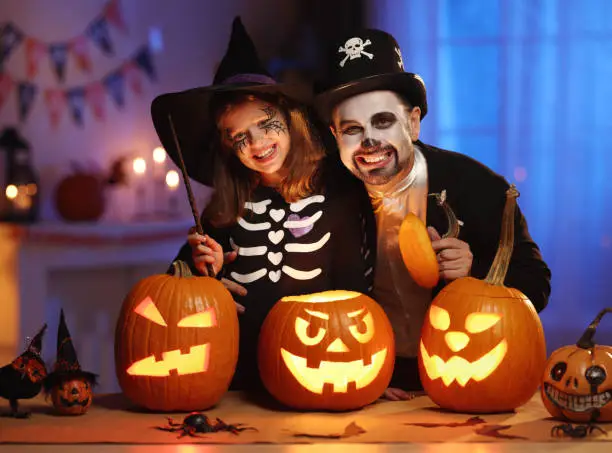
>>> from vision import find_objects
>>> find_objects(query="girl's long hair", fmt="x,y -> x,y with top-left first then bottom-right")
202,91 -> 326,226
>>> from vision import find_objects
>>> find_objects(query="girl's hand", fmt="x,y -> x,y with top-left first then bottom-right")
188,230 -> 224,276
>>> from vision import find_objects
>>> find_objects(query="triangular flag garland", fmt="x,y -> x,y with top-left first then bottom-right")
1,0 -> 126,82
0,45 -> 156,126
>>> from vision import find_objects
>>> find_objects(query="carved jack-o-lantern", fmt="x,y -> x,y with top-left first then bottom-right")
50,379 -> 93,415
418,186 -> 546,413
542,308 -> 612,423
114,261 -> 239,412
258,290 -> 395,411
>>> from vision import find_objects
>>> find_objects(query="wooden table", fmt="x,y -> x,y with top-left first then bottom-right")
1,389 -> 610,452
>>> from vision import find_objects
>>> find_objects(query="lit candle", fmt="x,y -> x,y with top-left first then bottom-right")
132,157 -> 147,176
165,170 -> 180,217
152,147 -> 166,179
132,157 -> 147,220
165,170 -> 179,190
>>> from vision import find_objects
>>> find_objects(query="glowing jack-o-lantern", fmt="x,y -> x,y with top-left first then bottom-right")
114,261 -> 239,412
542,308 -> 612,423
258,290 -> 395,411
418,186 -> 546,413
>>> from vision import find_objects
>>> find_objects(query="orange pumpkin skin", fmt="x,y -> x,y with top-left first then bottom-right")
114,263 -> 239,412
541,345 -> 612,422
258,291 -> 395,411
418,277 -> 546,413
50,378 -> 93,415
398,213 -> 439,288
540,309 -> 612,423
55,173 -> 105,222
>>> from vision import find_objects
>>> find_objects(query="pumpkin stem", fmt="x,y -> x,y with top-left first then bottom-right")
576,308 -> 612,349
484,185 -> 519,286
168,260 -> 194,278
429,190 -> 460,239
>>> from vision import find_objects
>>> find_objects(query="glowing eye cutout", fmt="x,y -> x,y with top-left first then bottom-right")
465,313 -> 502,333
348,310 -> 375,343
295,317 -> 327,345
177,307 -> 218,328
134,297 -> 167,326
304,309 -> 330,320
429,305 -> 450,331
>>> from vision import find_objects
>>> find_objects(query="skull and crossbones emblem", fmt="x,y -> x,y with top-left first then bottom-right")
338,37 -> 374,67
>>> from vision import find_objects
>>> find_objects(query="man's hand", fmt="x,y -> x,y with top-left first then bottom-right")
219,249 -> 247,314
428,227 -> 473,281
383,387 -> 417,401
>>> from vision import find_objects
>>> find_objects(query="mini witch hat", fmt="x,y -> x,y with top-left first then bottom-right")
151,16 -> 303,186
25,324 -> 47,357
43,310 -> 97,392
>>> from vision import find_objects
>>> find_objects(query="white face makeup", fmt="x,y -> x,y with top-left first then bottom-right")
331,90 -> 419,186
219,98 -> 291,179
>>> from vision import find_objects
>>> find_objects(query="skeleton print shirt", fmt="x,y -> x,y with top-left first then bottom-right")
172,161 -> 375,388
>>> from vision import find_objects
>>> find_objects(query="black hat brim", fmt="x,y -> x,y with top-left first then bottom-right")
314,72 -> 428,125
151,82 -> 302,187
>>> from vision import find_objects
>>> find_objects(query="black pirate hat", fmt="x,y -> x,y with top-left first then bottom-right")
43,310 -> 97,392
151,16 -> 301,186
314,28 -> 428,124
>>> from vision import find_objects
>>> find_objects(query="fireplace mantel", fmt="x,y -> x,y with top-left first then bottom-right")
0,220 -> 193,392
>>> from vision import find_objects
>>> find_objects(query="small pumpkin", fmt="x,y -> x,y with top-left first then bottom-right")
541,308 -> 612,423
54,158 -> 126,222
418,185 -> 547,413
258,290 -> 395,411
114,261 -> 239,412
398,190 -> 460,289
50,378 -> 93,415
44,309 -> 97,416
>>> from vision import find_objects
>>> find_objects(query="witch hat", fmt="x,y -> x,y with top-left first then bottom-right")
43,310 -> 97,392
25,324 -> 47,357
151,16 -> 303,186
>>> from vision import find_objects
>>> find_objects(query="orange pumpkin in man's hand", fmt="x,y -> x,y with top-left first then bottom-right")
114,261 -> 239,412
398,190 -> 461,289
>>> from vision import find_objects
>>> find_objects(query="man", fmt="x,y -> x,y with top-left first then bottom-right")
314,28 -> 551,400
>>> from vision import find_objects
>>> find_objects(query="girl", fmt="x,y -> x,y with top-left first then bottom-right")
152,17 -> 375,392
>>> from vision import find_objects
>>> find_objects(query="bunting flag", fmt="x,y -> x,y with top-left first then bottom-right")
70,36 -> 92,73
0,44 -> 156,128
0,22 -> 24,69
66,87 -> 86,126
18,82 -> 37,121
44,89 -> 66,128
48,43 -> 69,82
0,0 -> 126,81
0,72 -> 13,112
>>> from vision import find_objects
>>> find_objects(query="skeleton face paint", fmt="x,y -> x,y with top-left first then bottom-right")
219,98 -> 290,177
332,90 -> 419,186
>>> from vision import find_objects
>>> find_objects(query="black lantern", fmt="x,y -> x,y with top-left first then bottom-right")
0,127 -> 40,223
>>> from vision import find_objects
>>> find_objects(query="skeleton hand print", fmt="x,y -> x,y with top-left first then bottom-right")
338,37 -> 374,67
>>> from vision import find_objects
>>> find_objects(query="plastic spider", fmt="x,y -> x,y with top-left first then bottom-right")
156,412 -> 256,439
551,423 -> 607,438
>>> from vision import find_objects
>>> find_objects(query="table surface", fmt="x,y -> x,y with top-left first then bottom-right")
1,389 -> 610,452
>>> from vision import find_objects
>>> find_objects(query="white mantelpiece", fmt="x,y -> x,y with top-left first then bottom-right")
0,219 -> 192,393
